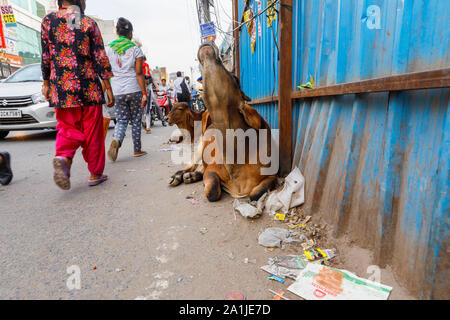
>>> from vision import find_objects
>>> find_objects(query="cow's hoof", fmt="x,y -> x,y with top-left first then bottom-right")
183,172 -> 203,184
207,191 -> 221,202
169,171 -> 184,186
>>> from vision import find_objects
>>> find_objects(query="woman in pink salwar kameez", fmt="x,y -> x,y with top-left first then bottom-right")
41,0 -> 115,190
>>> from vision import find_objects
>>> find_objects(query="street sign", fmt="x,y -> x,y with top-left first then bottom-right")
200,22 -> 216,39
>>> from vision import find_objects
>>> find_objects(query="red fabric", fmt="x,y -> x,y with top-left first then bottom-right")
143,62 -> 151,77
55,105 -> 105,175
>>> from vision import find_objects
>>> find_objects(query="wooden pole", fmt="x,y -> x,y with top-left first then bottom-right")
278,0 -> 293,176
232,0 -> 240,77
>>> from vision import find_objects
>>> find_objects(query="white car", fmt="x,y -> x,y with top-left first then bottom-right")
0,64 -> 56,139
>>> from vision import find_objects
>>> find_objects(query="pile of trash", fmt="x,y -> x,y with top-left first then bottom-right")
264,256 -> 393,300
233,168 -> 394,300
260,244 -> 393,300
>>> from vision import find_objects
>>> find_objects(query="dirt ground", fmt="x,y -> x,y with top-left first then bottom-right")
0,124 -> 416,300
135,125 -> 416,300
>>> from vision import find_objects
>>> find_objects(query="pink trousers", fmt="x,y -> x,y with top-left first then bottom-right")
55,105 -> 105,175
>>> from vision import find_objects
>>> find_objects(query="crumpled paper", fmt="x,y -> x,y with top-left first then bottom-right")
233,193 -> 267,219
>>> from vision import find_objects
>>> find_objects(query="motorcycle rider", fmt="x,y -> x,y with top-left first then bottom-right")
159,78 -> 170,92
143,66 -> 167,132
145,81 -> 167,133
158,78 -> 173,112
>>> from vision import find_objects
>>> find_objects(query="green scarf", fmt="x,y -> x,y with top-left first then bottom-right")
108,36 -> 136,55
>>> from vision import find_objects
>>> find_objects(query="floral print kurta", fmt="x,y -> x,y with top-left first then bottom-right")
41,11 -> 114,108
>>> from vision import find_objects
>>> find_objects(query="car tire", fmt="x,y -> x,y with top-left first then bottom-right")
0,131 -> 9,139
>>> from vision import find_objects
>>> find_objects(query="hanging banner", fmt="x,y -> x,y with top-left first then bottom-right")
244,9 -> 253,36
257,0 -> 262,37
251,19 -> 257,53
1,5 -> 17,28
267,0 -> 278,28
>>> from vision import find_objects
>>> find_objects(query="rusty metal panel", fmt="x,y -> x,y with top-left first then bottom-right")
290,0 -> 450,299
291,89 -> 449,299
237,0 -> 449,298
292,0 -> 450,88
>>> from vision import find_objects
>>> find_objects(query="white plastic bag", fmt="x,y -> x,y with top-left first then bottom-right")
265,167 -> 305,215
258,228 -> 303,248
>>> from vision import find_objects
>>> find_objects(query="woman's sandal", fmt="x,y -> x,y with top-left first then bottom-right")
88,174 -> 108,187
108,140 -> 120,162
133,151 -> 148,158
53,157 -> 71,190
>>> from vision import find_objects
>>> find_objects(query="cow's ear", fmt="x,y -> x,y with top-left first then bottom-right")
239,104 -> 262,129
241,90 -> 252,102
202,110 -> 211,134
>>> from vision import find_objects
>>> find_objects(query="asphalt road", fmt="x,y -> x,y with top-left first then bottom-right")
0,125 -> 415,300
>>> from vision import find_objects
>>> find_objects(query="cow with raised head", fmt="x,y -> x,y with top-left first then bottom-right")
169,43 -> 278,202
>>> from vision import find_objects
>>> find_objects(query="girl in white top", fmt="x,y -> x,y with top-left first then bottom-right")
106,18 -> 148,161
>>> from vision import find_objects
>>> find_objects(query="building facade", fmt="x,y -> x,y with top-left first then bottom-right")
0,0 -> 54,68
0,0 -> 117,71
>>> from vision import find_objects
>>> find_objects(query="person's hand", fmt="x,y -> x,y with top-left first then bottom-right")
106,88 -> 115,108
141,94 -> 148,109
42,83 -> 50,101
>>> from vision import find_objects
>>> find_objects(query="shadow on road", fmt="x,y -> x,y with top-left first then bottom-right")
3,130 -> 57,142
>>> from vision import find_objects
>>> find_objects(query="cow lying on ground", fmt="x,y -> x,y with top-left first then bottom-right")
167,102 -> 205,144
169,43 -> 278,202
167,103 -> 207,185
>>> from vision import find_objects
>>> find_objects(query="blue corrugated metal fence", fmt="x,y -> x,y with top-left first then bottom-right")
238,0 -> 449,299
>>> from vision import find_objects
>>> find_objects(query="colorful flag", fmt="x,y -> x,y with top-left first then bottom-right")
267,0 -> 278,28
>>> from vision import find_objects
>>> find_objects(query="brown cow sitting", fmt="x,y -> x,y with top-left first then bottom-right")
167,103 -> 206,185
167,102 -> 204,144
169,43 -> 278,202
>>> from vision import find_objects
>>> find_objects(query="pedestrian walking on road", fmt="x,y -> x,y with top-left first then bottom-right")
106,18 -> 148,162
41,0 -> 115,191
174,72 -> 192,108
0,152 -> 13,186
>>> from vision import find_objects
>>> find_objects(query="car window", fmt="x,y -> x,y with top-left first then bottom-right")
5,65 -> 43,83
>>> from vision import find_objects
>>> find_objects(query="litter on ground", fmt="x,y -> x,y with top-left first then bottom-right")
225,292 -> 245,300
269,289 -> 290,300
273,213 -> 286,221
264,168 -> 305,216
233,193 -> 267,219
268,275 -> 285,284
258,227 -> 307,248
287,263 -> 392,300
261,255 -> 308,280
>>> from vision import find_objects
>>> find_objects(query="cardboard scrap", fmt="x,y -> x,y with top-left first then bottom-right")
288,263 -> 393,300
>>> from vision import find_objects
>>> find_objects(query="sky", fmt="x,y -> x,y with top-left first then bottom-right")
85,0 -> 233,80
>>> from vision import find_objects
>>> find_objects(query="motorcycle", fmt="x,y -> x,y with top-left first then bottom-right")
155,89 -> 173,117
192,93 -> 206,113
143,89 -> 171,129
